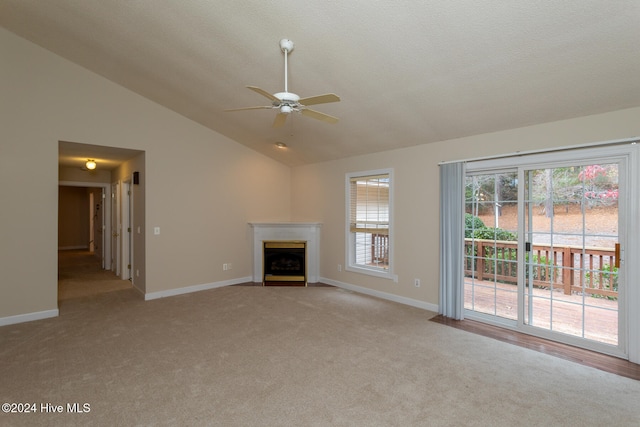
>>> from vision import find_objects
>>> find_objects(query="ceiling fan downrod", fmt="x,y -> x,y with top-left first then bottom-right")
280,39 -> 294,95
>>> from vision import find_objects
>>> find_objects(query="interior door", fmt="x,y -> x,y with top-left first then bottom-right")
522,162 -> 622,349
99,188 -> 105,268
121,181 -> 132,281
111,182 -> 121,277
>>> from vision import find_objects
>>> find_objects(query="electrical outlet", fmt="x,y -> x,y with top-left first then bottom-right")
414,278 -> 421,287
223,263 -> 228,271
338,264 -> 342,272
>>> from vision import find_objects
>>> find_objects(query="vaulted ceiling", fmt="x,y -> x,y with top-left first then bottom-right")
2,1 -> 639,167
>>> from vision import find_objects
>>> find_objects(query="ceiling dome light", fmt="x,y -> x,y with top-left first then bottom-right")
85,159 -> 97,170
275,142 -> 287,149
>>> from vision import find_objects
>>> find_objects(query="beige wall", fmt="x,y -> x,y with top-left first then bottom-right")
0,28 -> 291,319
291,107 -> 640,307
58,186 -> 91,249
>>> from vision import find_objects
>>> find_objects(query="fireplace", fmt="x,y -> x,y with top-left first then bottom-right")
249,222 -> 321,283
263,241 -> 306,286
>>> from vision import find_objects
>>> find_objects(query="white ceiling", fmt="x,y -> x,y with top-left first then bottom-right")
2,1 -> 640,167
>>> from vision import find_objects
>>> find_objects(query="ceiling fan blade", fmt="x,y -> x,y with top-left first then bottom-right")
301,108 -> 339,124
298,93 -> 341,106
224,106 -> 272,112
273,112 -> 288,128
247,86 -> 280,103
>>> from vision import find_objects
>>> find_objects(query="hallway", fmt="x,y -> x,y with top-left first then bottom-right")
58,250 -> 132,301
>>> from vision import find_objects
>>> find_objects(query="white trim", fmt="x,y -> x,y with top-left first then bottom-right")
344,265 -> 398,282
144,276 -> 252,301
0,309 -> 59,326
466,142 -> 637,172
345,168 -> 395,281
625,147 -> 640,364
321,277 -> 438,312
439,136 -> 639,165
248,223 -> 321,283
132,282 -> 145,298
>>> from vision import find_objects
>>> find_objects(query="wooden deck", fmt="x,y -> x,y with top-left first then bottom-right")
465,278 -> 618,345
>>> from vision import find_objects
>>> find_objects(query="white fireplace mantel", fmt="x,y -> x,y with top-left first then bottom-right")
249,222 -> 321,283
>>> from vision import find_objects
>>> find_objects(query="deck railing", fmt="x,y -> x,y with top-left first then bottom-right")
464,239 -> 618,298
370,233 -> 389,266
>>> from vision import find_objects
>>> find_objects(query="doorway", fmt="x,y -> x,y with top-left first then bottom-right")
464,145 -> 629,358
58,181 -> 133,301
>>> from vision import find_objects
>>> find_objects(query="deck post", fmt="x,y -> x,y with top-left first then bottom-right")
563,246 -> 572,295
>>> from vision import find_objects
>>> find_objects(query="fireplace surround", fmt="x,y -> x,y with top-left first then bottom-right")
249,223 -> 321,284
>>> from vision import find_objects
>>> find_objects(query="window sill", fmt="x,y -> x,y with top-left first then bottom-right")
346,265 -> 397,282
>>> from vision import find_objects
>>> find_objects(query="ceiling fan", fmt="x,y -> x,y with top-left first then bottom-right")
225,39 -> 340,128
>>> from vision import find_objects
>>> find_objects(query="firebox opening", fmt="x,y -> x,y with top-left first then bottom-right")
263,241 -> 306,286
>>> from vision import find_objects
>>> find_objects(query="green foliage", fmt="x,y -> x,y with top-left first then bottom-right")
586,263 -> 618,300
465,213 -> 486,238
470,227 -> 517,241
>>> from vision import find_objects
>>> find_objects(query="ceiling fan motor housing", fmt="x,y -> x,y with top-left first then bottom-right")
274,92 -> 300,113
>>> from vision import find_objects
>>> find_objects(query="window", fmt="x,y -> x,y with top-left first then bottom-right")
346,169 -> 393,278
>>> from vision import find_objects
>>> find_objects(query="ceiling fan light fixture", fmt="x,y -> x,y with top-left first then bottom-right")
85,159 -> 97,170
280,105 -> 293,114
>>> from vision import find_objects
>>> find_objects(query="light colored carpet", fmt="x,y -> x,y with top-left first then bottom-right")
1,284 -> 639,425
57,250 -> 132,300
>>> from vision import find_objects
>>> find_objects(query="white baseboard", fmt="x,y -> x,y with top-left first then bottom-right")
0,309 -> 59,326
132,282 -> 145,297
144,276 -> 253,301
320,277 -> 439,313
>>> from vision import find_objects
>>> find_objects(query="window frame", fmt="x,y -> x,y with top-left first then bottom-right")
345,168 -> 394,280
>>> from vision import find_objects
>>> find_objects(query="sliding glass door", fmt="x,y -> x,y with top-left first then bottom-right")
523,163 -> 620,347
464,170 -> 519,322
464,147 -> 628,357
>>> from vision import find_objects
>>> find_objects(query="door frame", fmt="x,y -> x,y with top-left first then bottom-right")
464,142 -> 639,362
121,180 -> 133,282
111,181 -> 121,277
59,181 -> 112,270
